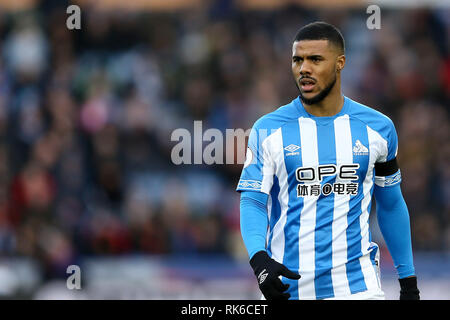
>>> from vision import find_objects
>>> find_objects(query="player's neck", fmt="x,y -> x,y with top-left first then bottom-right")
303,84 -> 344,117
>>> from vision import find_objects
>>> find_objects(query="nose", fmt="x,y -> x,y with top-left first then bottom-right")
299,61 -> 312,75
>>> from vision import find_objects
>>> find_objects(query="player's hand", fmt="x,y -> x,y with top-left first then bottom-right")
399,276 -> 420,300
249,251 -> 301,300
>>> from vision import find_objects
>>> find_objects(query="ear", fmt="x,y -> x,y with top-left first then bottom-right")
336,55 -> 345,72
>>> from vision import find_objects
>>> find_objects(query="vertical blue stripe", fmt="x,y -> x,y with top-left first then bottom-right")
314,122 -> 336,299
267,176 -> 280,257
346,119 -> 370,294
281,121 -> 303,300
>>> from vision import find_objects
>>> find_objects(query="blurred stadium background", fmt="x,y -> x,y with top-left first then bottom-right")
0,0 -> 449,299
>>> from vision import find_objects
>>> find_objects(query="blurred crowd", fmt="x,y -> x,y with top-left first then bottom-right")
0,3 -> 448,279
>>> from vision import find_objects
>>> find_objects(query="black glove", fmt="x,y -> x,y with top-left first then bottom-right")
250,251 -> 301,300
399,276 -> 420,300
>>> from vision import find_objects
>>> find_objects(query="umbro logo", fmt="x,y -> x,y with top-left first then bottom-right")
385,171 -> 402,186
238,180 -> 262,190
258,269 -> 269,285
284,144 -> 300,156
353,140 -> 368,156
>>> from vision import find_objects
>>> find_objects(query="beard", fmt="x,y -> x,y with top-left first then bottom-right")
297,73 -> 337,105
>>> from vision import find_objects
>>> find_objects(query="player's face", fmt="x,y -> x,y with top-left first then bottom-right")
292,40 -> 344,105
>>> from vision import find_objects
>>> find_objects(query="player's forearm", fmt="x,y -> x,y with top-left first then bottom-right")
240,191 -> 269,259
374,185 -> 415,278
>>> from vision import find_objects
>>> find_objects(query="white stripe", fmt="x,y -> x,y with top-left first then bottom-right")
331,115 -> 352,297
366,124 -> 389,188
359,125 -> 384,291
266,129 -> 289,264
298,117 -> 319,299
261,136 -> 275,194
266,194 -> 273,247
367,125 -> 388,163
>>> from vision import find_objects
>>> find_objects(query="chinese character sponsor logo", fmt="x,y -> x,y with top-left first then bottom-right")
295,163 -> 360,197
296,182 -> 359,197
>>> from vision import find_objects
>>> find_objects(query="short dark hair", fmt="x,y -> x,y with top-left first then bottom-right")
293,21 -> 345,54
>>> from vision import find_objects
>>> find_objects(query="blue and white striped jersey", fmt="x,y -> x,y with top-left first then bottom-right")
237,96 -> 402,299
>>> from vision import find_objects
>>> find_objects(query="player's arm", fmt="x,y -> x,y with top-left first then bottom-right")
237,121 -> 300,300
373,158 -> 420,300
240,190 -> 268,259
240,190 -> 300,300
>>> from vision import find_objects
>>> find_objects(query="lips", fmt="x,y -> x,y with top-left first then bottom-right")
299,77 -> 316,92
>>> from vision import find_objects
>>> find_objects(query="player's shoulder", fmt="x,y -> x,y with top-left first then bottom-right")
346,97 -> 395,133
252,98 -> 299,132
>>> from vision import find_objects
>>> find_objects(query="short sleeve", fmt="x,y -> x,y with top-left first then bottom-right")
236,123 -> 275,194
374,120 -> 402,188
385,119 -> 399,162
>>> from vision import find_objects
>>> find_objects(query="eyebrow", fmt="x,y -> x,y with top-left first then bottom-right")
292,54 -> 324,60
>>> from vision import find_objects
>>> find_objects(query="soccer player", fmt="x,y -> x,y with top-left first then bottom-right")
237,22 -> 420,300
